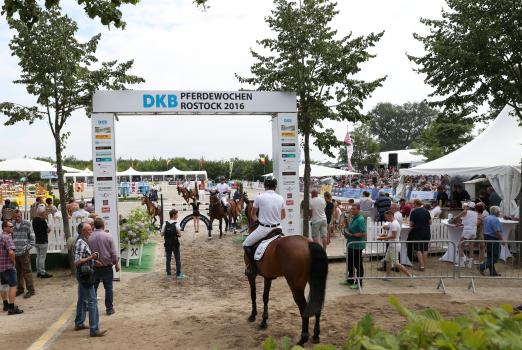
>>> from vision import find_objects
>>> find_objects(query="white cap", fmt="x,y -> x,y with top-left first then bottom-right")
465,201 -> 476,209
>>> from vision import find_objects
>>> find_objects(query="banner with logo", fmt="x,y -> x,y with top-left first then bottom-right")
91,113 -> 120,279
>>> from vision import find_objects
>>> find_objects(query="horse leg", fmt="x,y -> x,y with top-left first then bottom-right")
208,218 -> 213,239
219,219 -> 223,239
247,275 -> 257,322
292,289 -> 309,346
312,311 -> 321,344
260,277 -> 272,329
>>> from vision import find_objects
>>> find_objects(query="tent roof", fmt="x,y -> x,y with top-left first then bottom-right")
0,158 -> 58,173
264,164 -> 360,178
379,149 -> 425,165
64,168 -> 93,177
400,106 -> 522,177
117,167 -> 142,176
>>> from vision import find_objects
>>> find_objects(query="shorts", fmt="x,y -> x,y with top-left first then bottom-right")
311,220 -> 327,239
384,244 -> 399,263
0,269 -> 17,287
461,230 -> 476,240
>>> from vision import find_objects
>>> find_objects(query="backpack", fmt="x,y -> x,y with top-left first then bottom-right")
164,221 -> 179,248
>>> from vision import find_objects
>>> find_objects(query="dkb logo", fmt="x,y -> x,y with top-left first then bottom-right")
143,94 -> 178,108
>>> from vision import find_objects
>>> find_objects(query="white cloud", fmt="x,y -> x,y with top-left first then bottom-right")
0,0 -> 446,163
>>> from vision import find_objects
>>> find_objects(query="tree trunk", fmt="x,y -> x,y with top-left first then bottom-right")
55,134 -> 71,239
302,112 -> 311,237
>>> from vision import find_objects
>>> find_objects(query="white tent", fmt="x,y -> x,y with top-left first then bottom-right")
64,168 -> 93,179
400,106 -> 522,214
116,167 -> 142,177
264,164 -> 360,178
0,158 -> 58,173
379,149 -> 426,167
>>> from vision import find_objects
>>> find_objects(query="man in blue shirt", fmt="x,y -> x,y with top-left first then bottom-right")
479,206 -> 503,276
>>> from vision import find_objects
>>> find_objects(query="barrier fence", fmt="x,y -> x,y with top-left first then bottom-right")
457,239 -> 522,292
346,240 -> 456,294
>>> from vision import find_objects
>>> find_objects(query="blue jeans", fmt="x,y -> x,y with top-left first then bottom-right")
480,235 -> 500,275
74,275 -> 99,335
94,267 -> 114,312
165,245 -> 181,276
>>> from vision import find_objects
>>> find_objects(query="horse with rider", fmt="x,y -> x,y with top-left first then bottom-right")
242,177 -> 328,346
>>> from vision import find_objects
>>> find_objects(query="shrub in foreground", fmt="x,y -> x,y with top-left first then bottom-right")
262,296 -> 522,349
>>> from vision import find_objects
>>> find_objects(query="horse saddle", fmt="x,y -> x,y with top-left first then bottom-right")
254,228 -> 284,261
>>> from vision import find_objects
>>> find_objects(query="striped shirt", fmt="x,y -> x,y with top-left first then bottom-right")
74,237 -> 94,267
12,220 -> 35,256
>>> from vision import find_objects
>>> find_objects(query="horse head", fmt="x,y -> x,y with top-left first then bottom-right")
140,196 -> 147,205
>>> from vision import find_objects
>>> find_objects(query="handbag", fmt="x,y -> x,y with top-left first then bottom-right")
78,264 -> 95,287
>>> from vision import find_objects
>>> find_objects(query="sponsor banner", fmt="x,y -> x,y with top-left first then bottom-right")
93,90 -> 297,114
92,114 -> 120,279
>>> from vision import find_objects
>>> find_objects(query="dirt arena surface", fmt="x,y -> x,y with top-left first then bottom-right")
2,223 -> 522,350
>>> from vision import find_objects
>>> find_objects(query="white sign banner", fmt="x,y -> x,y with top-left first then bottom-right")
272,113 -> 300,235
91,113 -> 120,279
93,90 -> 296,114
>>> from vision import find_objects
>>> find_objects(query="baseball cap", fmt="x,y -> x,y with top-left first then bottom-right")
465,201 -> 476,209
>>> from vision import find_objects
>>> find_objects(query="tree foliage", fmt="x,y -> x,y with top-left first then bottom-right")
413,113 -> 474,161
237,0 -> 385,234
409,0 -> 522,122
0,7 -> 144,237
1,0 -> 208,29
367,101 -> 438,151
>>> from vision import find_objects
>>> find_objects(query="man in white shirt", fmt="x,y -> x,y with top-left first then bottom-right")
309,190 -> 328,248
430,200 -> 442,218
71,202 -> 90,222
242,178 -> 285,277
378,211 -> 413,278
214,177 -> 230,210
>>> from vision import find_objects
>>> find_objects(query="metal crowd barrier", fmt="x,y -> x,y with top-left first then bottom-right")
457,239 -> 522,293
346,240 -> 456,294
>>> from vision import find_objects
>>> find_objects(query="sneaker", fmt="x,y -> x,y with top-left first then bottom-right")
2,303 -> 8,312
8,306 -> 24,315
106,308 -> 115,316
350,284 -> 360,290
340,280 -> 354,286
41,273 -> 53,278
176,273 -> 187,280
23,291 -> 35,299
467,259 -> 473,269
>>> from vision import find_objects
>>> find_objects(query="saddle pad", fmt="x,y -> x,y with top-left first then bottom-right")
254,236 -> 281,261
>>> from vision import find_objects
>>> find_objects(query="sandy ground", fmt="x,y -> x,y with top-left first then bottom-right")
2,195 -> 521,349
2,227 -> 522,350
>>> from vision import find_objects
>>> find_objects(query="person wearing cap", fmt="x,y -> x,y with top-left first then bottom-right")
161,209 -> 186,280
242,177 -> 285,277
454,201 -> 479,268
214,176 -> 230,211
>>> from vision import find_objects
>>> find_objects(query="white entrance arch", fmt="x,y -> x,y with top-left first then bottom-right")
91,90 -> 300,276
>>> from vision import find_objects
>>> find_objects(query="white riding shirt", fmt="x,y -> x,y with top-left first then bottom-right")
243,190 -> 285,247
215,183 -> 230,205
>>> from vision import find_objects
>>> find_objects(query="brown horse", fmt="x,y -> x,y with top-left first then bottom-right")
245,207 -> 328,346
227,196 -> 243,231
141,196 -> 161,227
177,185 -> 197,204
208,191 -> 229,239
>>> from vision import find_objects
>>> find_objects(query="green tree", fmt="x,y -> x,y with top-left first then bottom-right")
413,113 -> 474,161
237,0 -> 385,235
367,101 -> 438,151
338,124 -> 380,171
2,0 -> 208,29
0,8 -> 144,237
409,0 -> 522,122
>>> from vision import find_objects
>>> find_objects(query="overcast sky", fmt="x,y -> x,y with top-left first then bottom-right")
0,0 -> 447,163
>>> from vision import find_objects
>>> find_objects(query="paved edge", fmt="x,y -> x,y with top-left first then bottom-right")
26,302 -> 76,350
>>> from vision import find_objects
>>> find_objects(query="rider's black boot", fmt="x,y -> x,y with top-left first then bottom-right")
243,246 -> 257,277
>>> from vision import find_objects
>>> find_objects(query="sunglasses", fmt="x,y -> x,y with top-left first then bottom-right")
6,225 -> 14,228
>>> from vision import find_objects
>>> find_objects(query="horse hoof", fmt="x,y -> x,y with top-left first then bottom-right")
259,322 -> 267,330
297,336 -> 309,346
248,315 -> 256,322
312,336 -> 320,344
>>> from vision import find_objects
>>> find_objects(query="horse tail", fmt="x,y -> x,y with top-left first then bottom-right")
305,242 -> 328,317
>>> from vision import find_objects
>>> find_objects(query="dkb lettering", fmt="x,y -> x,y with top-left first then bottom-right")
143,94 -> 178,108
